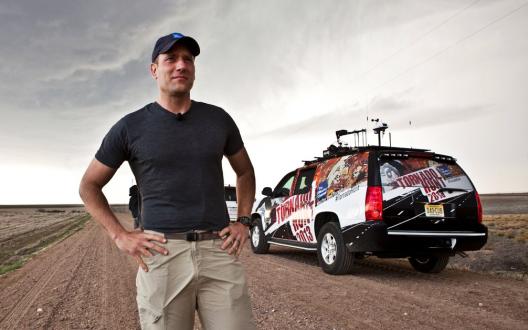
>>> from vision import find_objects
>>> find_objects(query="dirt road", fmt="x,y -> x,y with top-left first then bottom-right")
0,214 -> 526,329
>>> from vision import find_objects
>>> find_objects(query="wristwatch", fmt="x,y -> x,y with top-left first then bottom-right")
236,216 -> 252,227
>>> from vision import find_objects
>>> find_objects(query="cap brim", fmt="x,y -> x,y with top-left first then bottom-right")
160,36 -> 200,57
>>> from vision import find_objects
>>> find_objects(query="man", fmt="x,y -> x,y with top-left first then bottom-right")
128,185 -> 141,229
79,32 -> 256,330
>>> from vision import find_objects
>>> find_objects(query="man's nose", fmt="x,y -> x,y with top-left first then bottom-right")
176,59 -> 188,72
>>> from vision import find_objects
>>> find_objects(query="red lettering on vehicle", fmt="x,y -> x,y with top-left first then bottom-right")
276,190 -> 313,224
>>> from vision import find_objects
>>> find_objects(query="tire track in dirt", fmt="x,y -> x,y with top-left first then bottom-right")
41,225 -> 104,329
41,231 -> 96,329
102,230 -> 109,328
0,222 -> 96,328
40,213 -> 139,329
0,214 -> 139,330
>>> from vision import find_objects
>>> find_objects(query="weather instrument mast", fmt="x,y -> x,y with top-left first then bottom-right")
335,129 -> 367,148
371,118 -> 388,146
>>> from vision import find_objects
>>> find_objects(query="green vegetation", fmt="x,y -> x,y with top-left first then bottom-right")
0,213 -> 90,276
483,214 -> 528,243
0,258 -> 27,275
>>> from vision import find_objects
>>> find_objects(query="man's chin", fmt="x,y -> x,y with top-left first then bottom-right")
167,88 -> 192,97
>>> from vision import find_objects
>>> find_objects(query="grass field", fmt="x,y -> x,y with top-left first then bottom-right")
0,205 -> 526,278
483,214 -> 528,243
0,208 -> 89,275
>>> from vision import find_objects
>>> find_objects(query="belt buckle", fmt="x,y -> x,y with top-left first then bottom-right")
186,232 -> 199,241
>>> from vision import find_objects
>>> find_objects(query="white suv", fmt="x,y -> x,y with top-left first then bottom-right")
225,185 -> 237,222
250,145 -> 487,275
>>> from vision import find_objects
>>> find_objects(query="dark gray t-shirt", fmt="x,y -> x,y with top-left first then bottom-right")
95,101 -> 243,233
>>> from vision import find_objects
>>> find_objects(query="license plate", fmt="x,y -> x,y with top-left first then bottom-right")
425,204 -> 444,217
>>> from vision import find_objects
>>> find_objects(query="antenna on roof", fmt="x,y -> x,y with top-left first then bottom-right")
371,118 -> 388,146
336,129 -> 367,147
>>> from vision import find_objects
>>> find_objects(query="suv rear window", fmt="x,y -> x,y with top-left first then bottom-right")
380,156 -> 474,202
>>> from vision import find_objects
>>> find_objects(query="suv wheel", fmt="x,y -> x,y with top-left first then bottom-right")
408,254 -> 449,273
317,222 -> 354,275
250,219 -> 269,254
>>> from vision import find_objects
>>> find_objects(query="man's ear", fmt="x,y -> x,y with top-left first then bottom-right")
150,63 -> 158,80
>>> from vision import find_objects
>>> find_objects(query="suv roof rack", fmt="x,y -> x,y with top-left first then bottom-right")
303,145 -> 433,165
302,127 -> 455,166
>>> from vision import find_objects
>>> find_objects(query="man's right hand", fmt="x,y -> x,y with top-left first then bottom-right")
113,231 -> 168,272
79,159 -> 168,272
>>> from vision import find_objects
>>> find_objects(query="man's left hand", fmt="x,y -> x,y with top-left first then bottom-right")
219,222 -> 249,256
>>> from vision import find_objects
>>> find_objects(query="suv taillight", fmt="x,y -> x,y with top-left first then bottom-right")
365,186 -> 383,221
475,191 -> 483,223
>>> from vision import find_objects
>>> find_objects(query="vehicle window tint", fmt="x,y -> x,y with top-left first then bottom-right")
224,187 -> 237,201
293,167 -> 316,195
273,172 -> 296,196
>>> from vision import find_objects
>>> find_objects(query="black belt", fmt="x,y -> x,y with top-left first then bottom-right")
164,231 -> 221,241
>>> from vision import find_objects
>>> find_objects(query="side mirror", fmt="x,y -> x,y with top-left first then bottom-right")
262,187 -> 273,197
277,188 -> 290,197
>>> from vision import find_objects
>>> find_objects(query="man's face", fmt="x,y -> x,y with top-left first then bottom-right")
151,44 -> 195,96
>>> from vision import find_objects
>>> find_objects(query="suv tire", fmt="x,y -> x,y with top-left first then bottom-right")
250,219 -> 270,254
408,254 -> 449,273
317,222 -> 355,275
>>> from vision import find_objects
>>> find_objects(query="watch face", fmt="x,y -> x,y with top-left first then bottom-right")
238,216 -> 251,226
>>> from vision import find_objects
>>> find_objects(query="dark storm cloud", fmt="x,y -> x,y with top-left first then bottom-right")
0,0 -> 461,115
0,0 -> 194,110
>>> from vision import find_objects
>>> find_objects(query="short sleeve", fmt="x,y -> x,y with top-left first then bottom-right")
223,112 -> 244,156
95,119 -> 129,169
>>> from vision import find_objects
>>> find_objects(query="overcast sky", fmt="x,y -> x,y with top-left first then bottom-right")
0,0 -> 527,204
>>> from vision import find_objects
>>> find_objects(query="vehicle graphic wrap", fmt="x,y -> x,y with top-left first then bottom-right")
380,158 -> 474,203
264,191 -> 315,242
314,153 -> 369,206
250,146 -> 487,274
259,197 -> 287,229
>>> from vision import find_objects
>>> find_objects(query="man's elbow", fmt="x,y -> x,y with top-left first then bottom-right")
239,163 -> 255,181
78,176 -> 100,203
78,177 -> 89,202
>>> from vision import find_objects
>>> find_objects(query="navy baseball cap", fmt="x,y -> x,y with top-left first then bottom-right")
151,32 -> 200,62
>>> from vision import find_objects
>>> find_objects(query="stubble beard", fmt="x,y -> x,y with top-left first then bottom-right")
162,80 -> 194,98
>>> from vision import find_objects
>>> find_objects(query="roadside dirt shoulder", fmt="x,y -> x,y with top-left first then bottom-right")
0,214 -> 139,329
1,214 -> 526,329
247,246 -> 527,330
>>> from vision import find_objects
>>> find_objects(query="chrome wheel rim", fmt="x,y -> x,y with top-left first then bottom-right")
252,225 -> 260,247
414,257 -> 430,264
321,233 -> 337,265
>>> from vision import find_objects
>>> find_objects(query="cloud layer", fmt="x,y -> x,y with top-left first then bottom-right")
0,0 -> 526,203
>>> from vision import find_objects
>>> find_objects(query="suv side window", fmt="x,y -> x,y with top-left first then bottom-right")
293,167 -> 316,195
273,171 -> 296,197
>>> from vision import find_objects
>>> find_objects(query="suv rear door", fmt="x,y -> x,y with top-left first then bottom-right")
378,152 -> 480,231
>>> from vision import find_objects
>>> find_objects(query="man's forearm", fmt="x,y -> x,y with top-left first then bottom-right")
236,168 -> 256,217
79,181 -> 127,241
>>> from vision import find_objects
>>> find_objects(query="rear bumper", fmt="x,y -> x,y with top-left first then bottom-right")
342,222 -> 487,255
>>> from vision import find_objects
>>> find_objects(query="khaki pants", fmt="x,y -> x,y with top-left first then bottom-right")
136,232 -> 255,330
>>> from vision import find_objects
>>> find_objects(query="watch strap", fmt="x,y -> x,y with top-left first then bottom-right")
236,216 -> 252,226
